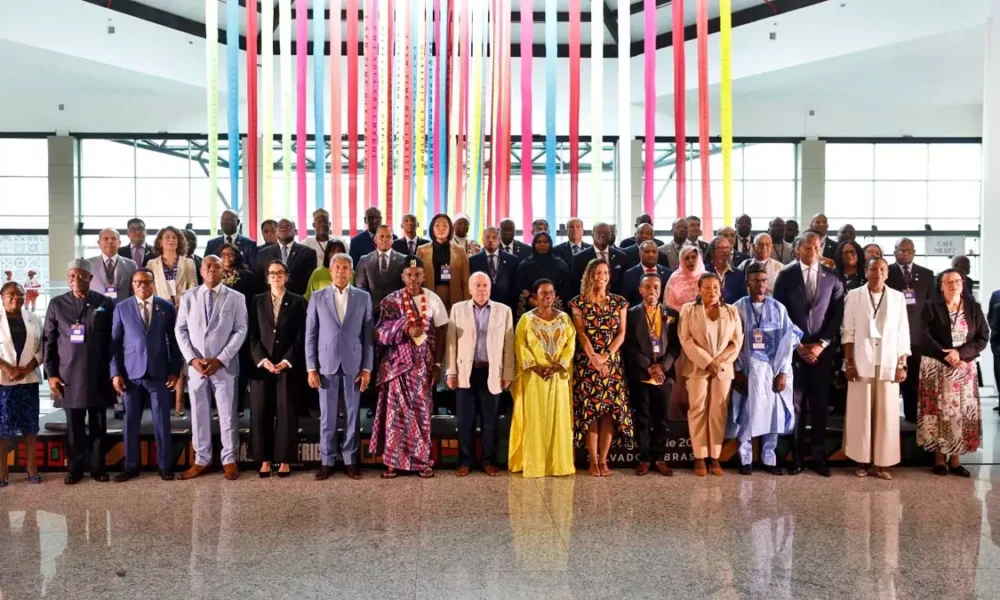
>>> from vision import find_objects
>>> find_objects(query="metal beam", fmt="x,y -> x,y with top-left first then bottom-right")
629,0 -> 671,15
603,1 -> 619,45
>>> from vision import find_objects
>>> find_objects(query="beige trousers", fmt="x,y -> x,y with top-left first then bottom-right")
844,366 -> 901,467
686,377 -> 732,459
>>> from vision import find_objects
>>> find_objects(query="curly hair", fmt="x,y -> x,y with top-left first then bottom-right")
153,225 -> 188,258
580,258 -> 610,302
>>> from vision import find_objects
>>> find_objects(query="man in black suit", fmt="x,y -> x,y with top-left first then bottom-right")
624,273 -> 680,476
469,226 -> 518,311
572,221 -> 627,296
783,219 -> 799,244
809,213 -> 838,260
885,237 -> 935,422
620,213 -> 665,248
952,255 -> 977,298
356,225 -> 406,320
553,218 -> 592,267
623,224 -> 671,272
685,215 -> 711,256
622,241 -> 672,307
498,218 -> 531,261
118,218 -> 154,266
531,219 -> 550,236
255,219 -> 317,296
205,209 -> 258,265
392,213 -> 429,256
259,219 -> 278,248
350,207 -> 394,267
718,226 -> 751,268
772,232 -> 845,477
734,214 -> 755,257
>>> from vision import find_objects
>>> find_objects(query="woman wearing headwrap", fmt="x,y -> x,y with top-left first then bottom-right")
416,214 -> 471,311
663,245 -> 706,310
514,231 -> 571,320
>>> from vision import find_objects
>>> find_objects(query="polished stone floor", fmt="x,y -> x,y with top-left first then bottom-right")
2,465 -> 1000,600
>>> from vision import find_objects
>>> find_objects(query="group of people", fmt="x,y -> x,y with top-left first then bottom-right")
0,208 -> 990,486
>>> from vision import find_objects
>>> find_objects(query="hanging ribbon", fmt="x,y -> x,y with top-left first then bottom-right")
415,0 -> 428,227
330,0 -> 343,237
672,0 -> 686,221
469,1 -> 486,239
402,0 -> 414,217
544,0 -> 557,227
261,0 -> 274,222
378,0 -> 391,223
364,0 -> 378,212
295,0 -> 308,239
386,0 -> 395,225
501,0 -> 512,219
425,1 -> 435,221
590,0 -> 603,219
446,0 -> 462,216
697,0 -> 712,233
313,0 -> 327,212
205,1 -> 219,233
487,0 -> 501,227
617,0 -> 630,234
568,0 -> 581,218
346,0 -> 360,235
245,0 -> 258,233
457,0 -> 471,217
433,0 -> 445,216
393,0 -> 404,220
643,0 -> 656,218
226,0 -> 239,216
519,0 -> 533,241
720,0 -> 734,225
279,0 -> 293,218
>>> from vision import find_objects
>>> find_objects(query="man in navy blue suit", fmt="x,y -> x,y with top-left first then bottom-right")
110,268 -> 183,481
350,207 -> 396,267
469,226 -> 518,312
205,209 -> 258,266
573,222 -> 628,296
622,241 -> 672,307
772,232 -> 844,477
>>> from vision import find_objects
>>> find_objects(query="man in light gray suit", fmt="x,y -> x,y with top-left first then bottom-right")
89,228 -> 138,303
174,255 -> 248,481
355,224 -> 406,320
659,218 -> 694,270
307,253 -> 374,481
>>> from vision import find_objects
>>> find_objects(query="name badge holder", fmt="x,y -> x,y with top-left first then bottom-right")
903,288 -> 916,305
752,330 -> 766,351
104,285 -> 117,298
440,265 -> 452,282
70,323 -> 86,344
650,336 -> 661,355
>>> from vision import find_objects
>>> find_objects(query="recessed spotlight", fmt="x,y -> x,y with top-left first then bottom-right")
769,32 -> 777,40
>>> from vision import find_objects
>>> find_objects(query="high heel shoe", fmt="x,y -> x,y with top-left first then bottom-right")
259,465 -> 272,479
0,475 -> 8,488
277,465 -> 291,478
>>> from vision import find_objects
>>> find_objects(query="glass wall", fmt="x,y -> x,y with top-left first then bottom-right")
0,138 -> 49,303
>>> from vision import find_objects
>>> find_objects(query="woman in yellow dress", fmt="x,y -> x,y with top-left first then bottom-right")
509,278 -> 576,478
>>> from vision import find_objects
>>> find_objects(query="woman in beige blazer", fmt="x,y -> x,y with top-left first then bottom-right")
147,226 -> 198,306
146,225 -> 197,415
679,273 -> 743,476
416,214 -> 470,312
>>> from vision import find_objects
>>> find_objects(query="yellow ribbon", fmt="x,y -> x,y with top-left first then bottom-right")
415,0 -> 427,226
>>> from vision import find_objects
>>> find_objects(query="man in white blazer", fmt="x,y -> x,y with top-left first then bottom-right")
174,255 -> 248,481
445,272 -> 515,477
89,228 -> 138,303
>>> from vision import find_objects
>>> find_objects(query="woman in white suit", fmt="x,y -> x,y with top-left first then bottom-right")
842,257 -> 910,480
0,282 -> 44,485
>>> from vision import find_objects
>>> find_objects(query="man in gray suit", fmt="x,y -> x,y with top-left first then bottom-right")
306,253 -> 374,481
355,224 -> 405,320
659,218 -> 693,270
89,228 -> 138,303
175,255 -> 248,481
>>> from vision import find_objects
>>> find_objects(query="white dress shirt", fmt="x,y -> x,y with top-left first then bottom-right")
332,284 -> 349,322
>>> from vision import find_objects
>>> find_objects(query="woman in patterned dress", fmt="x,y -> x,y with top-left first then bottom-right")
917,269 -> 989,477
568,259 -> 633,477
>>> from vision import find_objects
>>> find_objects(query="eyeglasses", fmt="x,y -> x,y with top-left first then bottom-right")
267,271 -> 287,277
133,280 -> 154,286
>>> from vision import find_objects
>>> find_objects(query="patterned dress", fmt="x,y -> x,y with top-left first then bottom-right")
568,294 -> 633,446
917,311 -> 982,455
370,288 -> 449,471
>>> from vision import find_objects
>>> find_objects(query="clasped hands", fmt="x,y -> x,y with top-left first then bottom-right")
587,352 -> 612,378
646,363 -> 667,385
796,343 -> 824,365
0,362 -> 32,382
190,357 -> 224,378
943,349 -> 962,369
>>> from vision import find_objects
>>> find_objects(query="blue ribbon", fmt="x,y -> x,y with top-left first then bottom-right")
227,0 -> 240,213
544,0 -> 557,225
313,0 -> 327,210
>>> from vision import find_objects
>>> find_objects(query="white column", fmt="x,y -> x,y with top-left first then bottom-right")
47,136 -> 78,287
979,0 -> 1000,391
797,139 -> 826,222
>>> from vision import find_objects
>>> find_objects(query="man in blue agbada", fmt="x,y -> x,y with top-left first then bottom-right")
729,262 -> 802,475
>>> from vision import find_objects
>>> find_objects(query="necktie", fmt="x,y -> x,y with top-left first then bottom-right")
807,268 -> 817,303
488,255 -> 497,281
226,235 -> 233,245
281,245 -> 289,264
105,258 -> 115,282
132,245 -> 142,265
571,244 -> 580,256
141,300 -> 150,330
380,253 -> 388,273
206,289 -> 216,323
903,265 -> 912,286
408,240 -> 416,255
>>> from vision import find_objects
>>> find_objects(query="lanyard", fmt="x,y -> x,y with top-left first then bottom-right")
950,302 -> 964,330
750,300 -> 764,330
868,287 -> 885,318
644,305 -> 659,333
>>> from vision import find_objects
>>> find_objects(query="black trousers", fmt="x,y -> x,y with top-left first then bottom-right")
456,367 -> 499,467
631,379 -> 671,462
65,407 -> 108,476
792,353 -> 834,463
901,353 -> 922,423
250,372 -> 299,464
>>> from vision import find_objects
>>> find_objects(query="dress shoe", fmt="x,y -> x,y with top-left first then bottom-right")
113,471 -> 140,483
26,473 -> 42,484
654,461 -> 674,477
64,473 -> 83,485
812,462 -> 832,478
92,472 -> 110,483
456,465 -> 471,477
693,459 -> 708,477
0,476 -> 8,488
949,465 -> 971,478
178,464 -> 209,481
483,464 -> 501,477
787,462 -> 804,476
315,466 -> 335,481
159,471 -> 175,481
345,465 -> 362,480
222,463 -> 239,481
764,465 -> 784,476
739,464 -> 752,476
708,460 -> 724,477
634,461 -> 650,476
